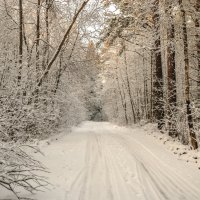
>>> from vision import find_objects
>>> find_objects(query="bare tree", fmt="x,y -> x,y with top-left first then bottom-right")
36,0 -> 89,88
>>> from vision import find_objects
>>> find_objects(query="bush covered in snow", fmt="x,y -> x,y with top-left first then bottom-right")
0,143 -> 48,199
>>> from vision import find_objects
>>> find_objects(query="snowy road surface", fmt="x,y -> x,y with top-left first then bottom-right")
1,121 -> 200,200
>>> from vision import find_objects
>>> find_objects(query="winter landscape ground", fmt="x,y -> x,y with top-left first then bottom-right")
1,121 -> 200,200
1,0 -> 200,199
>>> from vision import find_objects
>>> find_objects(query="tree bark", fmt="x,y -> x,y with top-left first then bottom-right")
152,0 -> 164,130
166,3 -> 177,137
42,0 -> 51,70
18,0 -> 23,84
123,46 -> 136,123
36,0 -> 41,82
116,64 -> 128,124
195,0 -> 200,101
143,50 -> 149,120
179,0 -> 198,149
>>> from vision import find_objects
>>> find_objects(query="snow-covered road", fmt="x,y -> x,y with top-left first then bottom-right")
1,121 -> 200,200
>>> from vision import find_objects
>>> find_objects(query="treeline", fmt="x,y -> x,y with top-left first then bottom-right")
0,0 -> 100,141
0,0 -> 102,197
100,0 -> 200,149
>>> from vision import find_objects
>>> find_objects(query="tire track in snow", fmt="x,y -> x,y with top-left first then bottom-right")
113,133 -> 200,200
63,122 -> 200,200
101,134 -> 145,200
64,134 -> 90,200
72,133 -> 114,200
65,133 -> 92,200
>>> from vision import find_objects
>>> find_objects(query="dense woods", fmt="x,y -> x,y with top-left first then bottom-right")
100,0 -> 200,149
0,0 -> 101,197
0,0 -> 200,198
0,0 -> 101,141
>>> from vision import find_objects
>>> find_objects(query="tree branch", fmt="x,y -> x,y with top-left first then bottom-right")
36,0 -> 89,89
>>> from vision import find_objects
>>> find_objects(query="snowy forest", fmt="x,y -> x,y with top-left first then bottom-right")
0,0 -> 200,199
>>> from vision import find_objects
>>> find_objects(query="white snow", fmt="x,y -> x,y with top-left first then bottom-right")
1,121 -> 200,200
141,123 -> 200,169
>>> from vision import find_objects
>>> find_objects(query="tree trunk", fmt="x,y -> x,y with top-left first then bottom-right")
54,53 -> 63,94
36,0 -> 41,81
152,0 -> 164,130
53,33 -> 78,94
116,64 -> 128,124
18,0 -> 23,84
42,0 -> 51,70
35,0 -> 89,90
179,0 -> 198,149
150,50 -> 154,122
166,3 -> 177,137
143,50 -> 148,120
195,0 -> 200,101
123,47 -> 136,123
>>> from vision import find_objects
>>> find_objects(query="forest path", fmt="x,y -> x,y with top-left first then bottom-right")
2,121 -> 200,200
36,121 -> 200,200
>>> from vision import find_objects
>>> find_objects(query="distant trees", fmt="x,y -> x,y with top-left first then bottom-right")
100,0 -> 199,149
